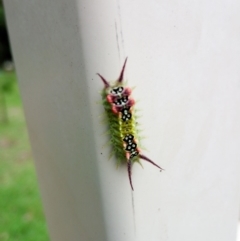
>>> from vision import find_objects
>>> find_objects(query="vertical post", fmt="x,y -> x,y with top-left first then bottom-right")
4,0 -> 240,241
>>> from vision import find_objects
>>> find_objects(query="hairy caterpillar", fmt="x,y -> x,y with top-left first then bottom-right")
97,58 -> 163,190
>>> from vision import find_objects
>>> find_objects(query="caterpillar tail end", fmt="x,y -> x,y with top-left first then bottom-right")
127,161 -> 134,191
139,154 -> 164,171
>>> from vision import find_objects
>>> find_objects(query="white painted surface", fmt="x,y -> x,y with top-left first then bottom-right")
4,0 -> 240,241
237,224 -> 240,241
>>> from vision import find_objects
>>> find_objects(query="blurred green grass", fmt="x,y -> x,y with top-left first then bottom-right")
0,72 -> 49,241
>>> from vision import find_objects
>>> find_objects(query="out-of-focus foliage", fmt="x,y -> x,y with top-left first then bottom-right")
0,0 -> 5,26
0,3 -> 49,240
0,71 -> 15,123
0,1 -> 12,67
0,74 -> 50,241
0,5 -> 5,25
0,71 -> 14,92
0,2 -> 14,123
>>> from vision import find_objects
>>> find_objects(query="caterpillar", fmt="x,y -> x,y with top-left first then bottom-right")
97,58 -> 163,190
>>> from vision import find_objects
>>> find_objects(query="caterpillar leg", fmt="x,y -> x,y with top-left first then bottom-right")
127,160 -> 134,191
139,154 -> 164,171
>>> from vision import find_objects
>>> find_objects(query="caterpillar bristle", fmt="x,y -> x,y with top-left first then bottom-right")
117,57 -> 128,83
140,146 -> 148,152
130,86 -> 136,91
100,119 -> 108,125
134,115 -> 142,120
139,154 -> 164,171
98,113 -> 107,118
134,109 -> 142,114
102,140 -> 111,149
116,159 -> 122,169
100,130 -> 110,136
137,161 -> 144,169
97,73 -> 110,88
136,128 -> 144,134
127,161 -> 134,191
95,100 -> 103,104
108,151 -> 114,161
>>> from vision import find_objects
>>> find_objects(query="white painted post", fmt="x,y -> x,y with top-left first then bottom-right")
4,0 -> 240,241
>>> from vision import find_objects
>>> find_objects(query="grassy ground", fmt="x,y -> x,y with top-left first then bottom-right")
0,72 -> 49,241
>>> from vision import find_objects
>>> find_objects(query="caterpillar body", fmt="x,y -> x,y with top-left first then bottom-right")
97,58 -> 163,190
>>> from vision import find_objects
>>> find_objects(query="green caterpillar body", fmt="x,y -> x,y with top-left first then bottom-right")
97,58 -> 163,190
102,90 -> 128,161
